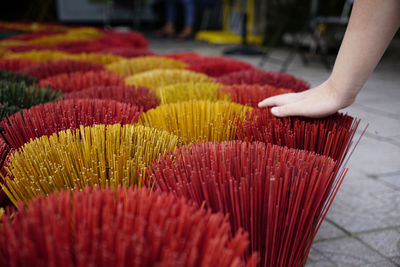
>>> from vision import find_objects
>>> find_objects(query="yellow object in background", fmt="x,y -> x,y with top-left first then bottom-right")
157,82 -> 227,104
138,100 -> 252,144
125,69 -> 214,90
2,124 -> 180,205
195,0 -> 264,45
107,56 -> 187,76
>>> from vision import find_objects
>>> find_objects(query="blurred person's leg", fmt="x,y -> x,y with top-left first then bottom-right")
156,0 -> 176,36
177,0 -> 195,39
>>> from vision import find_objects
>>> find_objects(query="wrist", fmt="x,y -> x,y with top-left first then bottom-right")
324,78 -> 357,109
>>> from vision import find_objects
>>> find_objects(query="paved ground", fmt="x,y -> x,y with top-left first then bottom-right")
149,37 -> 400,266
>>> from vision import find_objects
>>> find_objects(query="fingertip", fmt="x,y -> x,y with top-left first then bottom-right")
270,107 -> 280,116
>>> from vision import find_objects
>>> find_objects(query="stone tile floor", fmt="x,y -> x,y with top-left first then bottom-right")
148,37 -> 400,266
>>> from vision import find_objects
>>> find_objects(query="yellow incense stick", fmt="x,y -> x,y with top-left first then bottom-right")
4,50 -> 123,65
106,56 -> 187,76
157,82 -> 229,104
2,124 -> 180,205
138,100 -> 252,144
125,69 -> 214,90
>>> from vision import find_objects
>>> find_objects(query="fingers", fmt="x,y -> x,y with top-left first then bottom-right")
270,102 -> 303,117
257,93 -> 301,108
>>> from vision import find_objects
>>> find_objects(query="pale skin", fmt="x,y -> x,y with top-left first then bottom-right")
258,0 -> 400,118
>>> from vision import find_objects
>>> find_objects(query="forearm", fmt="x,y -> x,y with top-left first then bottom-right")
328,0 -> 400,104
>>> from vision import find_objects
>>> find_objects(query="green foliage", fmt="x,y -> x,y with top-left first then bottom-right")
0,69 -> 38,86
0,81 -> 62,119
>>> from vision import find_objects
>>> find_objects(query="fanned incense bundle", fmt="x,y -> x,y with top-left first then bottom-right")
139,100 -> 251,144
0,139 -> 9,174
0,98 -> 142,150
4,31 -> 61,41
125,69 -> 214,90
221,84 -> 293,107
0,58 -> 34,72
0,21 -> 69,32
0,186 -> 257,267
147,141 -> 342,267
3,50 -> 81,61
4,50 -> 123,65
64,85 -> 160,111
0,81 -> 61,119
163,52 -> 205,62
187,56 -> 255,77
2,124 -> 179,204
3,44 -> 46,53
106,56 -> 187,76
22,28 -> 102,46
216,69 -> 310,92
0,70 -> 37,85
237,108 -> 359,163
157,82 -> 225,104
21,59 -> 104,79
38,70 -> 124,93
99,47 -> 155,58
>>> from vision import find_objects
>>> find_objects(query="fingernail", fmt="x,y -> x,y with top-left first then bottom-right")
271,107 -> 279,116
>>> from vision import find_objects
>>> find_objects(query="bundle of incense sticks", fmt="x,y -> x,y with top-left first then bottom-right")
216,69 -> 310,92
236,108 -> 359,163
221,84 -> 293,107
2,124 -> 180,205
0,139 -> 9,174
97,47 -> 155,58
186,56 -> 255,77
21,59 -> 104,79
4,31 -> 61,42
0,81 -> 61,119
157,82 -> 225,104
0,98 -> 142,149
14,27 -> 102,46
0,69 -> 37,85
147,141 -> 343,267
4,50 -> 124,65
38,70 -> 124,93
0,58 -> 34,72
0,186 -> 258,267
125,69 -> 214,90
163,52 -> 205,62
138,100 -> 251,144
106,56 -> 187,76
64,85 -> 160,111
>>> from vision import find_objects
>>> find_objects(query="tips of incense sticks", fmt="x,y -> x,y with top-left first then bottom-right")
138,100 -> 251,144
21,59 -> 104,79
157,82 -> 226,104
2,124 -> 180,205
125,69 -> 214,90
64,85 -> 160,111
38,70 -> 124,93
221,84 -> 293,107
0,98 -> 142,149
106,56 -> 187,76
186,56 -> 255,77
0,69 -> 37,85
0,186 -> 258,267
147,140 -> 339,266
216,69 -> 310,92
0,81 -> 61,119
237,108 -> 359,163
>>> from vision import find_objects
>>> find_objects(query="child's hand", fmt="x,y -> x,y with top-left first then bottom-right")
258,80 -> 356,118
